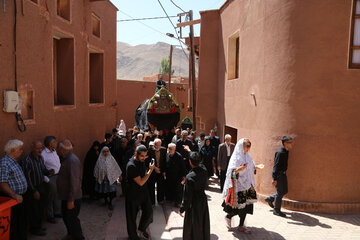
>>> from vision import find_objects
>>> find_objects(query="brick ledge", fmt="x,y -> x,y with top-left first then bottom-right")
257,193 -> 360,214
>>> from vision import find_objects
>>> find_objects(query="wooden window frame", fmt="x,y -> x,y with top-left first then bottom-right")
349,0 -> 360,68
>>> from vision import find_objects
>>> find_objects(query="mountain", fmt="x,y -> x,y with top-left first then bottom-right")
117,42 -> 190,80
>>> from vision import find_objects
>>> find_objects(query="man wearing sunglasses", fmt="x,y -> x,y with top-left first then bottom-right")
265,136 -> 293,217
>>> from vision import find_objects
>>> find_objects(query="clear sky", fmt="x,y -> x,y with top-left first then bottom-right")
109,0 -> 225,46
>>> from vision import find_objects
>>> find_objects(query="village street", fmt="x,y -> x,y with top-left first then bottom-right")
28,176 -> 360,240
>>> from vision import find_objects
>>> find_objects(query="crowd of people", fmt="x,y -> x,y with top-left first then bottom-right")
0,121 -> 293,240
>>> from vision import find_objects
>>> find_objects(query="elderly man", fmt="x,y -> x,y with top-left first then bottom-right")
0,139 -> 27,240
42,136 -> 61,223
171,127 -> 181,144
57,140 -> 84,240
126,145 -> 155,240
147,138 -> 167,205
217,134 -> 235,191
22,141 -> 55,236
176,130 -> 194,172
164,143 -> 186,206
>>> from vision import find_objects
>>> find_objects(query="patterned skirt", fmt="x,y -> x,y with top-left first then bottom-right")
94,177 -> 117,194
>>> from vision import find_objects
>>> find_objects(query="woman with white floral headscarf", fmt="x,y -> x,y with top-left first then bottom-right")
94,147 -> 122,210
222,138 -> 264,233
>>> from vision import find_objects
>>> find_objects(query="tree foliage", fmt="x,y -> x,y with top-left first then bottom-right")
159,56 -> 175,75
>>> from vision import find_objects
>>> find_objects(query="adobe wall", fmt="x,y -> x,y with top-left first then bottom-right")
0,0 -> 117,162
197,10 -> 220,134
116,80 -> 191,130
199,0 -> 360,212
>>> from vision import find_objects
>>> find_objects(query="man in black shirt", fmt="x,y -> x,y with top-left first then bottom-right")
22,141 -> 54,236
126,145 -> 155,240
176,130 -> 194,172
164,143 -> 186,206
265,136 -> 293,217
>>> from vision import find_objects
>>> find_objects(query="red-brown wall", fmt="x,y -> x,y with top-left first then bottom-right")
198,0 -> 360,213
0,0 -> 118,162
116,80 -> 191,129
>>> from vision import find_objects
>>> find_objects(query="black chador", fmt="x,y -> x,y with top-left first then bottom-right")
180,155 -> 210,240
164,151 -> 185,204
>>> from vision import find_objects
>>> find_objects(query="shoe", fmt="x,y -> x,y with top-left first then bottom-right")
108,203 -> 114,211
238,226 -> 251,234
54,213 -> 62,218
30,229 -> 47,236
47,217 -> 57,224
265,197 -> 274,208
225,216 -> 231,229
139,230 -> 150,239
273,210 -> 286,217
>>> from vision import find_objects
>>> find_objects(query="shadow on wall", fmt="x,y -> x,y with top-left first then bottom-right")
217,16 -> 226,141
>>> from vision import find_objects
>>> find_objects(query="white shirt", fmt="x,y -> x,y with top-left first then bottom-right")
226,143 -> 231,157
41,148 -> 61,182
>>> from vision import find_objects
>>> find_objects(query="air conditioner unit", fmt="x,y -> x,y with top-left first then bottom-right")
3,90 -> 20,113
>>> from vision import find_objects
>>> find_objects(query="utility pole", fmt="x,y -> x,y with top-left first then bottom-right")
168,45 -> 173,92
189,10 -> 196,130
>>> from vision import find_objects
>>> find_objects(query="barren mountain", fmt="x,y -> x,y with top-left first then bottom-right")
117,42 -> 190,80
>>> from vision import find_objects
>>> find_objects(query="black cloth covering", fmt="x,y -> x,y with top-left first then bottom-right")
164,152 -> 185,203
180,166 -> 210,240
82,142 -> 100,198
200,145 -> 215,177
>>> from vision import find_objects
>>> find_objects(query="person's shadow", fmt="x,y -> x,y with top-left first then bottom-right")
286,212 -> 332,228
231,226 -> 286,239
173,233 -> 219,240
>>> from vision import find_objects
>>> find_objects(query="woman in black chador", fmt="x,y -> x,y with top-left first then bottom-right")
179,151 -> 210,240
200,137 -> 215,178
82,141 -> 100,199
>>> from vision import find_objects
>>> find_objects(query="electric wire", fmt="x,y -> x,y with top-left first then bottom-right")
117,9 -> 168,37
156,0 -> 189,60
170,0 -> 186,13
117,16 -> 177,22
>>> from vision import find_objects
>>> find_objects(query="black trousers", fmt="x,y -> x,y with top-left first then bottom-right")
226,211 -> 247,226
148,173 -> 165,205
165,179 -> 183,204
125,192 -> 153,240
61,200 -> 84,240
10,199 -> 27,240
220,170 -> 227,192
269,174 -> 288,211
24,184 -> 46,231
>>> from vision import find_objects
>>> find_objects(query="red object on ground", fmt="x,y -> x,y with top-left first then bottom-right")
0,197 -> 18,240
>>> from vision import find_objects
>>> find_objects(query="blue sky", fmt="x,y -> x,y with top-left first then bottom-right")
109,0 -> 224,46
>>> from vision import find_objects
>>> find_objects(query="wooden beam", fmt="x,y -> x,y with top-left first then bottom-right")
177,19 -> 201,28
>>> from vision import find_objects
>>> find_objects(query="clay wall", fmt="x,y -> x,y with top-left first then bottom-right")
198,0 -> 360,212
0,0 -> 118,162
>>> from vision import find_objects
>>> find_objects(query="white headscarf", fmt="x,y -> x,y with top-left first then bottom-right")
222,138 -> 256,200
94,147 -> 122,185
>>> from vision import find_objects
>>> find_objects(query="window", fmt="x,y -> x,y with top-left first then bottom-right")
29,0 -> 38,4
350,0 -> 360,67
92,14 -> 101,38
57,0 -> 70,21
53,36 -> 74,106
224,125 -> 238,144
228,32 -> 240,79
89,51 -> 104,103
